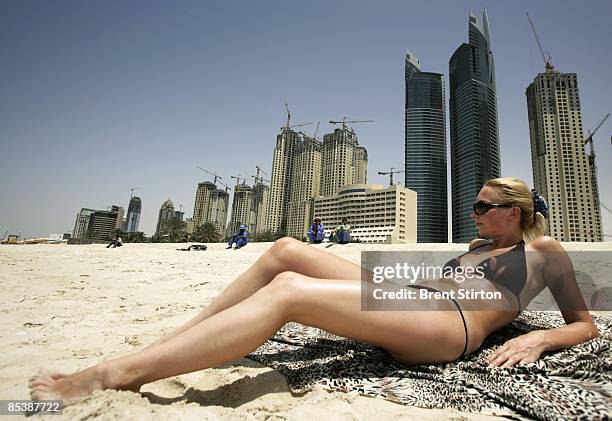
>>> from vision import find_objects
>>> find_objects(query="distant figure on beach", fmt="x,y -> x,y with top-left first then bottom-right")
307,217 -> 325,243
331,218 -> 351,244
106,236 -> 123,248
227,225 -> 248,249
177,244 -> 208,251
29,177 -> 599,407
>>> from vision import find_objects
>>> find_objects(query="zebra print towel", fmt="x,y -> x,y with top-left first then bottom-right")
249,312 -> 611,420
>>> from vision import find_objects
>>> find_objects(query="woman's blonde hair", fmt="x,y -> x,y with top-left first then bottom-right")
484,177 -> 547,242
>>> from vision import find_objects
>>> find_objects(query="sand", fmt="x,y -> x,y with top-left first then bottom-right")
1,241 -> 610,420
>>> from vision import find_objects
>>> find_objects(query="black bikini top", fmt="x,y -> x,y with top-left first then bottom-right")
444,240 -> 527,298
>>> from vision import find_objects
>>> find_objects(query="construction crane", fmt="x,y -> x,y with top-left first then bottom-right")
585,113 -> 610,156
329,117 -> 374,130
217,179 -> 232,193
298,122 -> 322,141
252,166 -> 270,184
377,167 -> 406,186
247,175 -> 271,185
128,187 -> 141,199
230,175 -> 247,186
196,165 -> 222,185
584,113 -> 610,211
527,13 -> 554,71
282,102 -> 313,130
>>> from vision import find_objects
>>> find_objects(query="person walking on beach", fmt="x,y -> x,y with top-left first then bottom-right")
307,217 -> 325,243
227,225 -> 248,249
29,177 -> 598,406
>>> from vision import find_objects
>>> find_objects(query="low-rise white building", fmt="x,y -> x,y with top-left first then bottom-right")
313,184 -> 417,244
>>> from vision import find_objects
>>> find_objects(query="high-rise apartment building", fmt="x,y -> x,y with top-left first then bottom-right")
72,208 -> 95,239
89,206 -> 122,241
228,182 -> 252,236
267,126 -> 300,234
267,116 -> 369,237
287,134 -> 322,239
449,10 -> 501,243
321,127 -> 359,197
404,50 -> 448,243
209,188 -> 229,235
125,196 -> 142,233
314,184 -> 417,244
251,182 -> 269,236
354,146 -> 368,184
155,199 -> 175,238
192,182 -> 216,228
526,70 -> 602,241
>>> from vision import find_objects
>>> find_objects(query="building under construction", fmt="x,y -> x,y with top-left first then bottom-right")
526,14 -> 602,241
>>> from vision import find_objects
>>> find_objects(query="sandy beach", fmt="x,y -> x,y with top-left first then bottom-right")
2,241 -> 610,420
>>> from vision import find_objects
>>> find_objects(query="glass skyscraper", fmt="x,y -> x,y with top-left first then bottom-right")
404,51 -> 448,243
125,196 -> 142,233
449,10 -> 501,243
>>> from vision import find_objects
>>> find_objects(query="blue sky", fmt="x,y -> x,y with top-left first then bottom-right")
1,0 -> 611,239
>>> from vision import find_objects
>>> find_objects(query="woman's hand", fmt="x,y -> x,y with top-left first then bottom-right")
487,330 -> 549,368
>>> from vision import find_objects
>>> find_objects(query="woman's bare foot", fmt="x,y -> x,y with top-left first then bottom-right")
28,362 -> 141,405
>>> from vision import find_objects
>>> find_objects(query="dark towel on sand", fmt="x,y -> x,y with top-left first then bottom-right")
249,312 -> 611,420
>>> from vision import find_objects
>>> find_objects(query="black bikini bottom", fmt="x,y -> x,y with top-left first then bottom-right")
404,285 -> 468,358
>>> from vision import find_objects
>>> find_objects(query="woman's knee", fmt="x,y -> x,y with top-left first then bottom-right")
266,271 -> 304,303
268,237 -> 303,265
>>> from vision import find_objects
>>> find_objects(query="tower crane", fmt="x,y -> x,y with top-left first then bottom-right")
377,167 -> 406,186
128,187 -> 141,199
584,113 -> 610,211
230,175 -> 247,186
196,165 -> 222,185
217,179 -> 232,193
282,102 -> 313,130
527,13 -> 554,71
585,113 -> 610,157
253,166 -> 269,184
329,117 -> 374,130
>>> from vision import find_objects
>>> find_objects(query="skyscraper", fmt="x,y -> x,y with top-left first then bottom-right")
320,125 -> 366,197
124,196 -> 142,233
287,133 -> 322,239
192,182 -> 216,228
526,70 -> 602,241
449,10 -> 501,243
72,208 -> 95,239
404,50 -> 448,243
209,188 -> 230,235
155,199 -> 175,238
251,182 -> 269,236
228,182 -> 252,236
267,124 -> 300,235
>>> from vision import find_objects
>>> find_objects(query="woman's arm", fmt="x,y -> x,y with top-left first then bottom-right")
488,236 -> 599,367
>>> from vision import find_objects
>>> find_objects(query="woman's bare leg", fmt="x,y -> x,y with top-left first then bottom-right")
147,237 -> 363,348
29,272 -> 466,403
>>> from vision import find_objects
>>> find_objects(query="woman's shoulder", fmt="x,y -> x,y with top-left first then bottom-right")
528,235 -> 565,252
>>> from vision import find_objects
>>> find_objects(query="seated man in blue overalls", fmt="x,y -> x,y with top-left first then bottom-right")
227,225 -> 248,249
331,217 -> 351,244
307,217 -> 325,244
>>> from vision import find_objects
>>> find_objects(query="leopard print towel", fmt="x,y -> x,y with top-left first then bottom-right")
249,311 -> 611,420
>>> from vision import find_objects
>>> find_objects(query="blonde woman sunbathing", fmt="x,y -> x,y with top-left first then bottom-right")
29,177 -> 598,404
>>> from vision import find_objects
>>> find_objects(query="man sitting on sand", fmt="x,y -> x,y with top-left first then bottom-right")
331,218 -> 351,244
106,236 -> 123,248
307,217 -> 325,243
227,225 -> 248,249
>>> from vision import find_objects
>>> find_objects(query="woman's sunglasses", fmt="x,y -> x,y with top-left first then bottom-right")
472,201 -> 514,215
